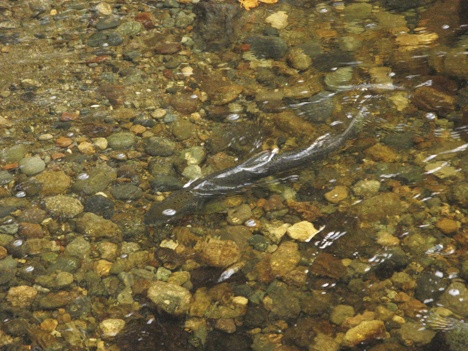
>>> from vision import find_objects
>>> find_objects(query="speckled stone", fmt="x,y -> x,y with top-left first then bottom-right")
75,212 -> 122,240
43,195 -> 84,218
6,285 -> 37,308
147,281 -> 192,316
34,170 -> 71,195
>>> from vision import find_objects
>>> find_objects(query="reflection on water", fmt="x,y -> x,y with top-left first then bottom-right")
0,0 -> 467,350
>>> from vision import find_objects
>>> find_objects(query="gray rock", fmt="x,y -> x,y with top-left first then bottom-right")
87,30 -> 123,47
19,155 -> 46,176
72,164 -> 117,195
145,137 -> 176,156
110,184 -> 143,200
0,171 -> 14,185
1,144 -> 27,162
107,132 -> 136,150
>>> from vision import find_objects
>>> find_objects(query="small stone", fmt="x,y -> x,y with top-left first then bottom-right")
227,204 -> 252,225
1,144 -> 27,162
55,136 -> 73,148
270,241 -> 300,277
364,143 -> 398,162
195,238 -> 241,268
65,237 -> 91,257
396,321 -> 436,346
330,305 -> 355,325
324,67 -> 353,91
100,319 -> 126,338
286,220 -> 319,242
35,271 -> 74,289
324,185 -> 348,204
172,119 -> 195,140
96,2 -> 113,15
210,85 -> 243,106
77,141 -> 95,155
19,156 -> 46,176
435,217 -> 459,234
265,11 -> 288,30
438,282 -> 468,318
107,132 -> 136,150
94,259 -> 113,277
18,222 -> 44,238
352,179 -> 380,197
7,285 -> 37,308
34,170 -> 71,195
110,184 -> 143,200
145,137 -> 176,156
342,320 -> 388,347
412,86 -> 456,113
424,161 -> 460,179
43,195 -> 84,218
287,47 -> 312,70
310,253 -> 347,279
147,281 -> 192,316
75,212 -> 122,240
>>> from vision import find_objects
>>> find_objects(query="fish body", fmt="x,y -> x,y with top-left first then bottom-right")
145,111 -> 367,226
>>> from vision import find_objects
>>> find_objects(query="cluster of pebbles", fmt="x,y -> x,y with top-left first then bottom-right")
0,0 -> 467,350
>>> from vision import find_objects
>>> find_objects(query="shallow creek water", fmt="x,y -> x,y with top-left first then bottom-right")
0,1 -> 467,350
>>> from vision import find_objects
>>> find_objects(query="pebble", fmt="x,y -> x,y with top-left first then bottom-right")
438,282 -> 468,318
19,156 -> 46,176
396,321 -> 436,346
324,185 -> 349,204
286,220 -> 320,242
147,281 -> 192,316
269,241 -> 300,278
6,285 -> 38,308
324,67 -> 353,90
287,47 -> 312,70
72,164 -> 117,195
227,204 -> 252,225
34,170 -> 71,195
330,304 -> 355,325
172,119 -> 194,140
342,320 -> 388,347
83,194 -> 115,219
35,271 -> 74,289
435,217 -> 459,234
145,136 -> 176,156
353,192 -> 403,222
110,184 -> 143,200
182,165 -> 203,179
75,212 -> 122,240
181,146 -> 206,166
245,35 -> 288,60
18,222 -> 44,238
43,195 -> 84,218
364,143 -> 398,162
1,144 -> 27,162
352,179 -> 381,197
265,11 -> 288,30
87,31 -> 123,47
107,132 -> 136,150
100,319 -> 126,338
115,21 -> 143,37
424,161 -> 459,179
195,238 -> 241,268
